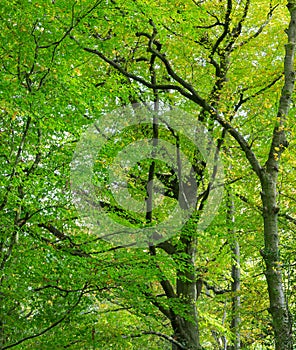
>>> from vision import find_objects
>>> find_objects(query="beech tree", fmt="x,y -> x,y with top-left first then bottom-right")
1,0 -> 296,349
75,0 -> 296,348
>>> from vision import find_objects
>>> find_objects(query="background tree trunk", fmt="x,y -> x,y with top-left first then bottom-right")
228,192 -> 241,350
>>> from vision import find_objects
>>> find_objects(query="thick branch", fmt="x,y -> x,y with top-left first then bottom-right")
265,3 -> 296,171
83,46 -> 207,107
82,25 -> 262,178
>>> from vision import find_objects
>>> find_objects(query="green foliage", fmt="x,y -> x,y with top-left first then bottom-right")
1,0 -> 295,349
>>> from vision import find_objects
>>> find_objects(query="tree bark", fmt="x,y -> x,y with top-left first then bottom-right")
82,2 -> 296,347
230,239 -> 241,350
260,172 -> 293,350
172,233 -> 201,350
258,2 -> 296,348
228,192 -> 241,350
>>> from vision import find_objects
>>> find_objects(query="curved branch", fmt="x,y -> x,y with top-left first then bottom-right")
81,30 -> 262,178
0,116 -> 31,211
210,0 -> 232,57
2,285 -> 87,349
234,74 -> 283,112
124,330 -> 187,349
82,46 -> 207,107
235,4 -> 279,49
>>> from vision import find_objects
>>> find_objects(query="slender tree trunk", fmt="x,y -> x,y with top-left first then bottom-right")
230,239 -> 241,350
260,172 -> 293,350
227,192 -> 241,350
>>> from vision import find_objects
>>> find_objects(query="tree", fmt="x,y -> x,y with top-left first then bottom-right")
1,0 -> 296,349
74,0 -> 296,348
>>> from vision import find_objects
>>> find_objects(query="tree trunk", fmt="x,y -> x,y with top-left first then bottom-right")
258,3 -> 296,348
171,311 -> 200,350
172,233 -> 201,350
228,192 -> 241,350
260,172 -> 293,350
230,239 -> 240,350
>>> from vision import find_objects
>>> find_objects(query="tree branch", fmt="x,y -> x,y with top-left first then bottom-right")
2,285 -> 87,349
123,330 -> 187,349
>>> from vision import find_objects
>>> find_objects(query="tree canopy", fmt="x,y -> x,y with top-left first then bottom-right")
1,0 -> 296,349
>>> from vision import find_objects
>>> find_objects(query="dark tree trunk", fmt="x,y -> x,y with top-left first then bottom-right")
171,230 -> 202,350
